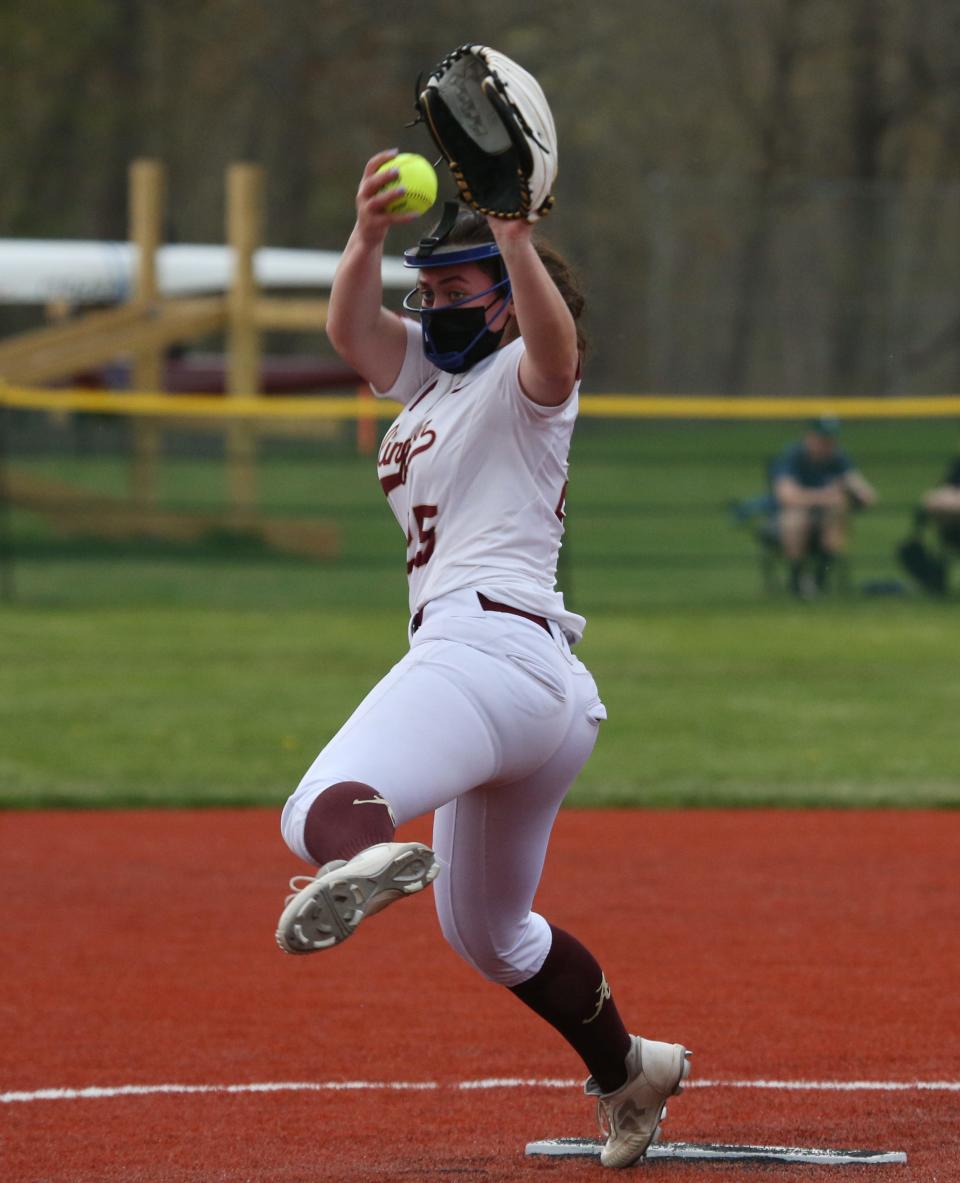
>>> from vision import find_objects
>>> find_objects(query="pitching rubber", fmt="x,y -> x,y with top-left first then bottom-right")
524,1137 -> 908,1165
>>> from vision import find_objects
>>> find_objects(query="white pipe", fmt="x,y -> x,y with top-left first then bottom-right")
0,241 -> 410,304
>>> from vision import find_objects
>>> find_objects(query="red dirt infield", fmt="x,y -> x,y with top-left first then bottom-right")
2,808 -> 958,1182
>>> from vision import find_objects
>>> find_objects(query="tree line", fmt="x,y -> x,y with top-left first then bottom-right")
3,0 -> 960,393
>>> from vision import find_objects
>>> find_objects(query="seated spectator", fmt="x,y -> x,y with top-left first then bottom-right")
919,454 -> 960,534
770,416 -> 878,598
897,454 -> 960,594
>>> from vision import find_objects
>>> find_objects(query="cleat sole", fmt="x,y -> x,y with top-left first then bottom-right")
276,842 -> 439,955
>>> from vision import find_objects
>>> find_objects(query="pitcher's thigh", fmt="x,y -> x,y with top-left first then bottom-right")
284,645 -> 504,834
432,700 -> 601,985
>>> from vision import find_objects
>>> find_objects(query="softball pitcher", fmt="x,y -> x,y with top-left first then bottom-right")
275,146 -> 691,1168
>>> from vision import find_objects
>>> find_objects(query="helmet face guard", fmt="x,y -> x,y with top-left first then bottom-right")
403,278 -> 512,374
402,202 -> 512,373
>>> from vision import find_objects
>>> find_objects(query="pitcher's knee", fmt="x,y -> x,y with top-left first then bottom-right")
435,891 -> 550,986
280,779 -> 396,866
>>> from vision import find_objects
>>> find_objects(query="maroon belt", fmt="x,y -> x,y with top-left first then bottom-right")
411,593 -> 550,635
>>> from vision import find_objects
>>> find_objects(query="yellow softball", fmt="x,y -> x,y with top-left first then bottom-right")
376,153 -> 438,216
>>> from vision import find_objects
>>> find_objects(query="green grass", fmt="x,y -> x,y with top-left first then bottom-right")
1,600 -> 957,809
577,601 -> 959,807
2,413 -> 958,809
0,606 -> 399,809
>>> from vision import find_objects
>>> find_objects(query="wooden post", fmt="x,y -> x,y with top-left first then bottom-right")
226,162 -> 263,520
128,159 -> 165,507
42,301 -> 73,429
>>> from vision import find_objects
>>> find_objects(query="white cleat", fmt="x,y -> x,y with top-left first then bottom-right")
275,841 -> 439,955
585,1036 -> 692,1169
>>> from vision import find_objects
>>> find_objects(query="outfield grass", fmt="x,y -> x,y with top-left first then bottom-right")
2,413 -> 957,809
2,599 -> 957,809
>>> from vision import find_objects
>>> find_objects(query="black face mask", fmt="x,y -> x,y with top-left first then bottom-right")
420,302 -> 507,373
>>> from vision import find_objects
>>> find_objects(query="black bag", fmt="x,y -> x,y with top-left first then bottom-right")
896,538 -> 947,594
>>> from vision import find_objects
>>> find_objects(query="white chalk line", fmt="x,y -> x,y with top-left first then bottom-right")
2,1077 -> 959,1105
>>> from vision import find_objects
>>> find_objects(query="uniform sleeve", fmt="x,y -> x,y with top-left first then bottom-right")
371,316 -> 438,406
492,337 -> 580,424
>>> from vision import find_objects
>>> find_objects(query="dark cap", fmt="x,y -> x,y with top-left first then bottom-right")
808,415 -> 841,438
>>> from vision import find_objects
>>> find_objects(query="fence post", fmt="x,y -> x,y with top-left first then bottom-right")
226,162 -> 263,520
128,158 -> 165,507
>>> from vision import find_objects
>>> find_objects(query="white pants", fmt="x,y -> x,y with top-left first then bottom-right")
280,589 -> 606,986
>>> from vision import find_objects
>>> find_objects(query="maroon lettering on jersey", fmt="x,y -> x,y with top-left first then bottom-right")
378,418 -> 438,496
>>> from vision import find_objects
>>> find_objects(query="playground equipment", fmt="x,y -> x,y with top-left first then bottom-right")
0,160 -> 401,551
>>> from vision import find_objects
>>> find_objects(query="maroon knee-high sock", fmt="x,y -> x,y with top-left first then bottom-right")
509,925 -> 632,1093
302,782 -> 396,866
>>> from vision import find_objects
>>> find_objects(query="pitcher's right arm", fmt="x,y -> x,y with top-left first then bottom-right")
326,150 -> 418,392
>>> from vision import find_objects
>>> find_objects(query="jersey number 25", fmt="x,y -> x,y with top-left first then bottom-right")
406,503 -> 437,575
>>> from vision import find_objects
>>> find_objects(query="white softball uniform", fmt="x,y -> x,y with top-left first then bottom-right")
281,318 -> 605,986
375,317 -> 586,642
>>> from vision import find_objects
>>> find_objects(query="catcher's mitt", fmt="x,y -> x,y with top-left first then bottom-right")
415,44 -> 557,222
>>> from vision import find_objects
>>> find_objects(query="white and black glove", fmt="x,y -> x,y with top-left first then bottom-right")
415,44 -> 558,222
